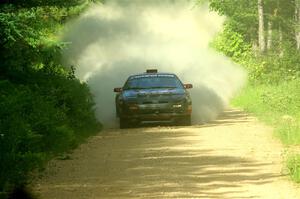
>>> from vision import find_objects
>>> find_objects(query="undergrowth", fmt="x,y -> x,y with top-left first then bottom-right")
232,79 -> 300,181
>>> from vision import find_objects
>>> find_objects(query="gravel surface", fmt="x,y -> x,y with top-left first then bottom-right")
34,109 -> 300,198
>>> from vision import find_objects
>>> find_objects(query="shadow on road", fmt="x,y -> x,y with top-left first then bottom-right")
36,110 -> 280,198
96,131 -> 277,198
200,109 -> 252,128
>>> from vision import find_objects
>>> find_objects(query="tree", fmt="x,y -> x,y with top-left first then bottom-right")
203,0 -> 300,82
0,0 -> 102,193
258,0 -> 266,53
295,0 -> 300,49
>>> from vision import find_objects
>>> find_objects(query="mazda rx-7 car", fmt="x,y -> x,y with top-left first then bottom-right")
114,69 -> 193,128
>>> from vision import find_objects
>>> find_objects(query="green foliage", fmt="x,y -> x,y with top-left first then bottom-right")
0,74 -> 102,191
0,0 -> 93,8
0,3 -> 90,78
232,80 -> 300,143
0,0 -> 102,194
204,0 -> 300,185
204,0 -> 258,42
212,24 -> 300,83
211,23 -> 265,82
205,0 -> 300,84
287,155 -> 300,183
211,23 -> 252,62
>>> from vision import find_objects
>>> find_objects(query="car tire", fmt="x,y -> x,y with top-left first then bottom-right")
180,115 -> 192,126
120,117 -> 129,129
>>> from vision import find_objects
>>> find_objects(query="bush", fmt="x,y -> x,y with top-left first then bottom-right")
232,80 -> 300,139
0,1 -> 102,195
287,155 -> 300,183
0,76 -> 101,192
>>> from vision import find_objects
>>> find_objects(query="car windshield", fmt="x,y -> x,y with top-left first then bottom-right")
123,74 -> 183,90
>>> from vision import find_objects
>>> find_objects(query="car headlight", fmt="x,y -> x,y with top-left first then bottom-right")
173,104 -> 182,108
128,104 -> 139,110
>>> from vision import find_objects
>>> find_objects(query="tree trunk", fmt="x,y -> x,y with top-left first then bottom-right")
258,0 -> 266,53
267,20 -> 272,50
295,0 -> 300,50
279,26 -> 284,57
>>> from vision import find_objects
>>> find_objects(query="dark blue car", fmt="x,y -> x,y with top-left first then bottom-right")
114,69 -> 193,128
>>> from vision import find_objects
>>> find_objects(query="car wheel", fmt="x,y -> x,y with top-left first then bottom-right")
180,115 -> 192,126
120,117 -> 129,129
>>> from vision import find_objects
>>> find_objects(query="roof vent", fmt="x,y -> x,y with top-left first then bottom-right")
146,69 -> 158,73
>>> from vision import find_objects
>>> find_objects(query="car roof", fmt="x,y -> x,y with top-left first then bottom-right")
128,72 -> 177,80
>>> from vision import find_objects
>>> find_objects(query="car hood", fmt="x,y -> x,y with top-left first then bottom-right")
122,88 -> 186,102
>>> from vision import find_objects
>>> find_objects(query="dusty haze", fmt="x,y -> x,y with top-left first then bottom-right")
61,0 -> 247,128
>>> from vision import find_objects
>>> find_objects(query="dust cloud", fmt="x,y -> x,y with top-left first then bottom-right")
61,0 -> 247,128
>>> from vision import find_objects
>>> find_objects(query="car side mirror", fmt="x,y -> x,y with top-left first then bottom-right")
184,84 -> 193,89
114,87 -> 123,92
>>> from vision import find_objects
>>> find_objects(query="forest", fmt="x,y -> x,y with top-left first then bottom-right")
0,0 -> 300,197
203,0 -> 300,182
0,0 -> 102,196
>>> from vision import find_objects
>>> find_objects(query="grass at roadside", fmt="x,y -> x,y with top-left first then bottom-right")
232,79 -> 300,182
287,155 -> 300,183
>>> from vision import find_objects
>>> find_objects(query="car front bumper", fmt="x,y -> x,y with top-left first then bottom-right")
119,103 -> 192,122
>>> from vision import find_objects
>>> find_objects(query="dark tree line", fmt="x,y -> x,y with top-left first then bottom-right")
0,0 -> 102,196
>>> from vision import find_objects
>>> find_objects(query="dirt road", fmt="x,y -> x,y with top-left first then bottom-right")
35,109 -> 300,198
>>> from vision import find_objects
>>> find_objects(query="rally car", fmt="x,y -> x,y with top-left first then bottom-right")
113,69 -> 193,128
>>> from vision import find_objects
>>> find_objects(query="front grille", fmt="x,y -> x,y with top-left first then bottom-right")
141,101 -> 168,104
158,101 -> 168,103
139,107 -> 184,114
142,101 -> 152,104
